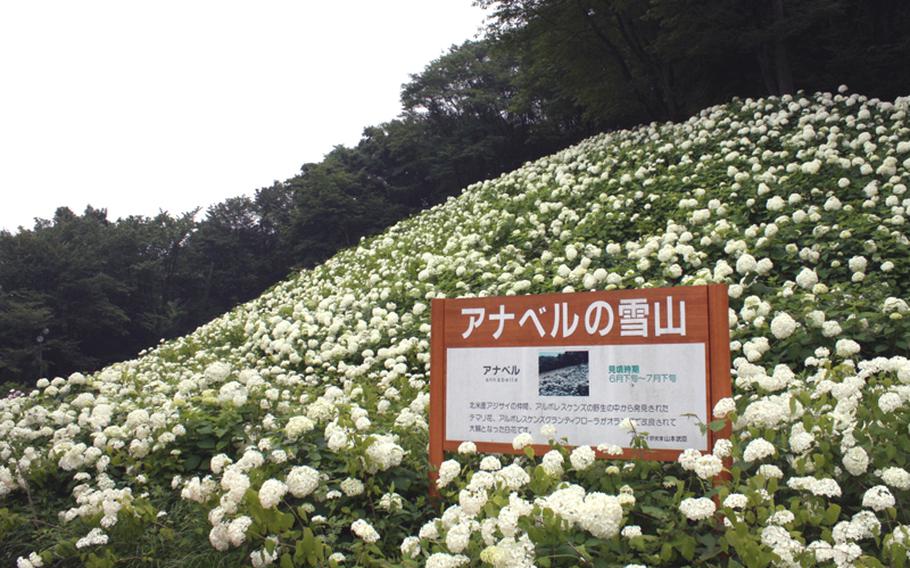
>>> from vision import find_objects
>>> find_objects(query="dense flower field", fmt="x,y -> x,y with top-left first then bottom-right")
3,87 -> 910,567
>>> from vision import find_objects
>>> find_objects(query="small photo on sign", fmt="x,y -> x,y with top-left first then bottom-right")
538,349 -> 590,396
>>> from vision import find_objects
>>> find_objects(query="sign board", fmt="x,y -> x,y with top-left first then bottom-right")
429,284 -> 731,476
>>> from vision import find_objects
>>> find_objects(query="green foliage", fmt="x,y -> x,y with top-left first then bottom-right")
2,86 -> 910,566
479,0 -> 910,124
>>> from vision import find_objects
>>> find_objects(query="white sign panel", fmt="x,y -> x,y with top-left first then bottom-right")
445,343 -> 708,450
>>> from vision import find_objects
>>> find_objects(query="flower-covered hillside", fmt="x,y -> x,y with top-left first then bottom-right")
3,88 -> 910,567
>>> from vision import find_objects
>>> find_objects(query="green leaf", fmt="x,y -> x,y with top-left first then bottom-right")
708,419 -> 727,432
823,503 -> 841,525
183,453 -> 202,471
642,504 -> 669,520
273,510 -> 295,533
855,556 -> 885,568
85,551 -> 116,568
677,535 -> 696,561
894,545 -> 907,568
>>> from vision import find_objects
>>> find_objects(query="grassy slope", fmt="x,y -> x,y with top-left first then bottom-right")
2,89 -> 910,567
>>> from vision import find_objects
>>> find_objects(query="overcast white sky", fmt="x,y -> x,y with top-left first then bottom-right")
0,1 -> 487,232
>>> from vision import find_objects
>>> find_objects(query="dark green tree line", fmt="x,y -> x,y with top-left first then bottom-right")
477,0 -> 910,125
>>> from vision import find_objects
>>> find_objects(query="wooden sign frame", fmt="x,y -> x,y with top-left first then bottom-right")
428,284 -> 731,484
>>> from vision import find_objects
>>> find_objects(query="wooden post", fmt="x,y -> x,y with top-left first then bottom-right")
707,284 -> 733,486
428,299 -> 446,498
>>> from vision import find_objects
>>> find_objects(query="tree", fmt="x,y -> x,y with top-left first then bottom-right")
0,289 -> 77,380
113,210 -> 199,341
478,0 -> 690,122
188,194 -> 296,321
477,0 -> 910,123
0,207 -> 201,383
287,148 -> 406,267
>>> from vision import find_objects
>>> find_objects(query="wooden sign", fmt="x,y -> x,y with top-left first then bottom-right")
429,284 -> 731,479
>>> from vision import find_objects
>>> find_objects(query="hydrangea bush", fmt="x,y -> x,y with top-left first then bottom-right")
2,87 -> 910,567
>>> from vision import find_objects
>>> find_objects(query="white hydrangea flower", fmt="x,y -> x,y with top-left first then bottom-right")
227,516 -> 252,547
822,320 -> 843,337
766,195 -> 786,211
693,454 -> 724,480
400,536 -> 421,558
75,528 -> 109,549
766,510 -> 795,526
795,267 -> 818,289
677,448 -> 702,471
743,438 -> 776,462
712,397 -> 736,418
512,432 -> 534,450
761,525 -> 803,565
479,456 -> 502,471
597,444 -> 624,456
880,467 -> 910,490
713,439 -> 732,459
835,339 -> 861,358
757,464 -> 784,479
787,476 -> 842,497
843,446 -> 869,476
364,434 -> 405,473
848,256 -> 867,273
889,525 -> 910,548
286,466 -> 319,498
536,485 -> 624,538
789,425 -> 815,455
723,493 -> 747,509
445,521 -> 473,553
879,392 -> 903,413
862,485 -> 896,512
340,477 -> 364,497
351,519 -> 380,543
15,553 -> 44,568
495,464 -> 531,490
204,362 -> 232,383
250,546 -> 278,568
425,553 -> 469,568
258,479 -> 288,509
569,445 -> 596,471
679,497 -> 716,521
457,441 -> 477,455
284,416 -> 315,439
770,312 -> 798,339
541,450 -> 564,477
437,460 -> 461,488
735,254 -> 757,274
419,520 -> 440,540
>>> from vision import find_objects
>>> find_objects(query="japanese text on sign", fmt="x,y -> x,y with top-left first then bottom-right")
460,295 -> 687,340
